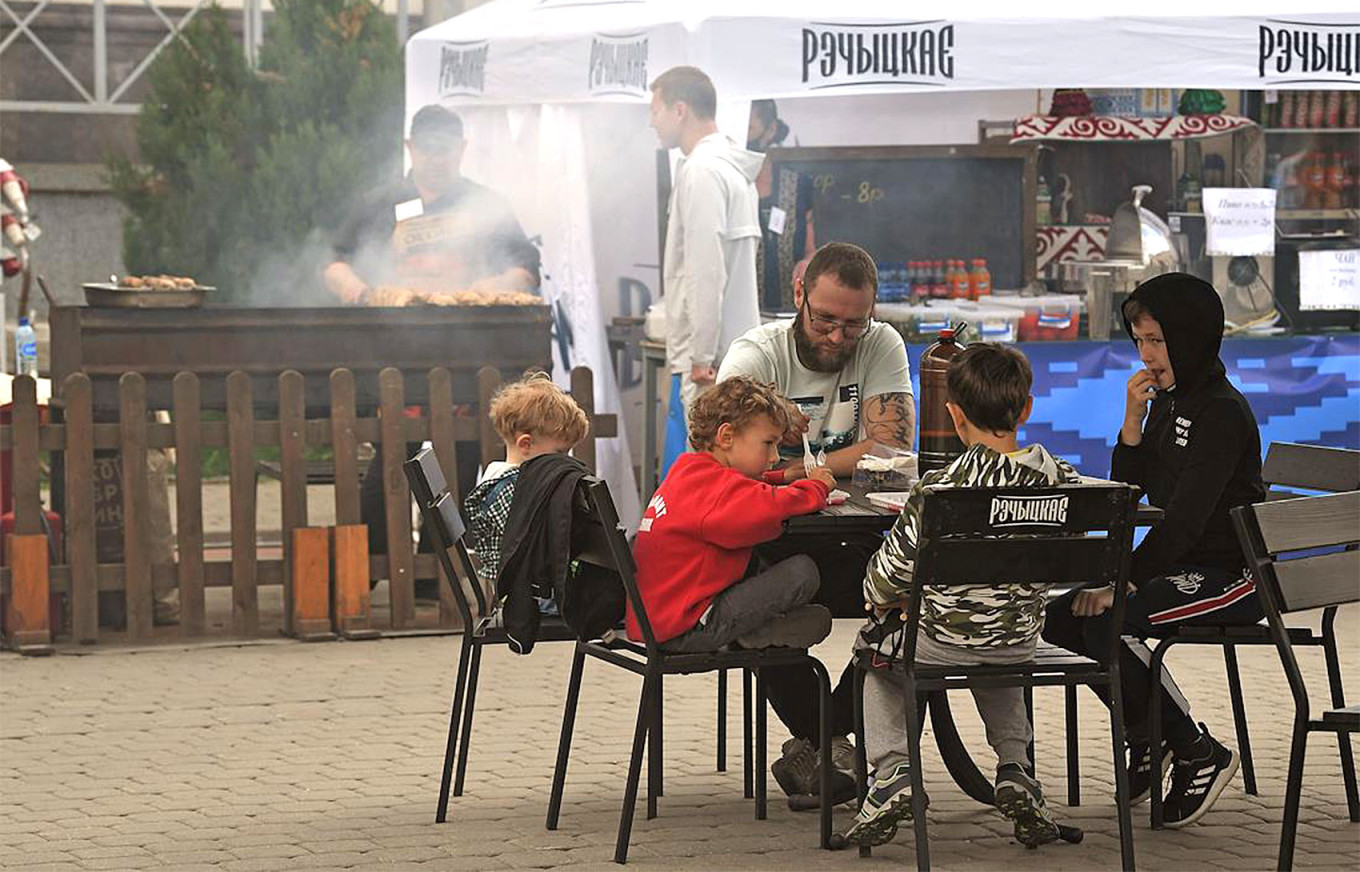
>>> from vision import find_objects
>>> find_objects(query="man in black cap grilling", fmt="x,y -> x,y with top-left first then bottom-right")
323,104 -> 540,303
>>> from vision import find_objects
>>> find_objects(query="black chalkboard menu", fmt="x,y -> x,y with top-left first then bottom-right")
769,145 -> 1037,290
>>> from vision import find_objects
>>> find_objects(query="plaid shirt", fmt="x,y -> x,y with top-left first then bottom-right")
463,464 -> 519,584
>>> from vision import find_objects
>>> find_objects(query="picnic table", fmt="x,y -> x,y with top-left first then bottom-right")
781,478 -> 1163,806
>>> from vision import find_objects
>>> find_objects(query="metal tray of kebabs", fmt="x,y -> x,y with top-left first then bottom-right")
83,275 -> 215,308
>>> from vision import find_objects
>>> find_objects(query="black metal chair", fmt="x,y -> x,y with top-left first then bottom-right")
1231,489 -> 1360,871
1141,442 -> 1360,826
851,483 -> 1139,871
404,447 -> 579,823
544,477 -> 835,864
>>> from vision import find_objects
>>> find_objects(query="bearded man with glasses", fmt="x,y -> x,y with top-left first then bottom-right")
715,240 -> 916,812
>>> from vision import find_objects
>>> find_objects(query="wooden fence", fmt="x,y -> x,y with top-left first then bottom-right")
0,365 -> 615,653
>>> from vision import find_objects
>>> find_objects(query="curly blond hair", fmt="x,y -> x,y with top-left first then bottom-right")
489,372 -> 589,447
688,376 -> 793,451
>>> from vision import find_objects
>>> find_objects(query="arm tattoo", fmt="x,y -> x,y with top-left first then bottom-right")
864,392 -> 915,450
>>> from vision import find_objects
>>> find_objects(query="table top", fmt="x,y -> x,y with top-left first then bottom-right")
785,483 -> 899,535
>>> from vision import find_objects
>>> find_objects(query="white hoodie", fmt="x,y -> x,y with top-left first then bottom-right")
662,133 -> 764,375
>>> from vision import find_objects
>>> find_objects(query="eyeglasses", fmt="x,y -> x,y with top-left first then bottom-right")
801,298 -> 871,338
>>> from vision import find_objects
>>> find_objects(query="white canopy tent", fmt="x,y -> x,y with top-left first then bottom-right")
408,1 -> 1360,106
405,1 -> 1358,525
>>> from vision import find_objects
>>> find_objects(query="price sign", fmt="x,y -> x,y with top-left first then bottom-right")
1204,188 -> 1276,257
1299,248 -> 1360,312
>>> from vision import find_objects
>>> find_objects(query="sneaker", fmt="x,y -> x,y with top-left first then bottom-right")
842,762 -> 918,847
772,738 -> 817,797
830,735 -> 857,774
1163,726 -> 1239,828
994,763 -> 1061,848
784,736 -> 859,812
1127,741 -> 1170,806
736,605 -> 832,649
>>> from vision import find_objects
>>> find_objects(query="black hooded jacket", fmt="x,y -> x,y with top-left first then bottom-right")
1111,272 -> 1265,585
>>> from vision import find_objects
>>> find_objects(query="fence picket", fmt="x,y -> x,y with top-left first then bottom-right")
379,367 -> 414,628
172,373 -> 206,636
10,376 -> 40,536
62,374 -> 99,643
570,366 -> 597,474
118,374 -> 153,640
329,369 -> 361,527
427,366 -> 460,628
278,371 -> 308,633
226,371 -> 258,635
477,366 -> 502,470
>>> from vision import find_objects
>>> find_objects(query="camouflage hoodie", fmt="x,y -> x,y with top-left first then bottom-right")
856,442 -> 1081,658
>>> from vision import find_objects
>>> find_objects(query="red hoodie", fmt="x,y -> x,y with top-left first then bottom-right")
628,452 -> 829,643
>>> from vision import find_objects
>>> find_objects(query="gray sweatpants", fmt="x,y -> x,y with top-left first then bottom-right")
864,632 -> 1036,775
660,555 -> 819,653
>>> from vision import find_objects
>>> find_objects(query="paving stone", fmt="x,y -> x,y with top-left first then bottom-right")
2,617 -> 1357,870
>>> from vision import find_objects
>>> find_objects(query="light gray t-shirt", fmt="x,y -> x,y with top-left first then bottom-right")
716,319 -> 913,455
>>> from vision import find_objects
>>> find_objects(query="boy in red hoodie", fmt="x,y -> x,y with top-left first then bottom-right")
630,375 -> 835,654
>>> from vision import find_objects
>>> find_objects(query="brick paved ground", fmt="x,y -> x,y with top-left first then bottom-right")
2,614 -> 1358,871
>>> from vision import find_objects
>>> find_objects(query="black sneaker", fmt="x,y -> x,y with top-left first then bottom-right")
1127,741 -> 1170,806
771,737 -> 817,797
994,763 -> 1061,848
843,762 -> 920,847
1163,726 -> 1239,828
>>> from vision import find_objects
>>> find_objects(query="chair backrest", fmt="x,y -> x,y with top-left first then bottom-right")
404,446 -> 488,628
1262,442 -> 1360,495
915,483 -> 1137,587
571,476 -> 660,658
1231,489 -> 1360,713
905,482 -> 1138,661
1232,490 -> 1360,616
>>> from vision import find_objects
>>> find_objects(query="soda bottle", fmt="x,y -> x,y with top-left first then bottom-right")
1326,152 -> 1347,210
950,259 -> 970,298
15,315 -> 38,377
928,259 -> 944,298
969,258 -> 992,299
918,325 -> 966,474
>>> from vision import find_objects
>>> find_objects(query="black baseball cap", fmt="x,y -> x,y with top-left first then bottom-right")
409,105 -> 465,148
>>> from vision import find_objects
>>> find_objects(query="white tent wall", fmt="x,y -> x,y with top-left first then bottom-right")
448,103 -> 645,531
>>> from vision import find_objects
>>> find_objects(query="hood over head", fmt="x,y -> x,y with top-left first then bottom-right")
691,133 -> 765,183
1122,271 -> 1226,394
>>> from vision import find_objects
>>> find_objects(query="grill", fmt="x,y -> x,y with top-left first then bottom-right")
49,304 -> 553,411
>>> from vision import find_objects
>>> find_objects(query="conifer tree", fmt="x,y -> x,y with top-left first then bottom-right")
110,0 -> 402,303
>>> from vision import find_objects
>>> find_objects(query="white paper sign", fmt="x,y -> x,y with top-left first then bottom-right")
1299,249 -> 1360,312
767,206 -> 787,236
1203,188 -> 1276,257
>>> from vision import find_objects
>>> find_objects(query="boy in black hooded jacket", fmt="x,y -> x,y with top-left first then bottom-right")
1044,272 -> 1265,828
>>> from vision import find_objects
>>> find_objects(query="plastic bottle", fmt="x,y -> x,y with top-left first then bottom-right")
918,325 -> 966,474
1326,152 -> 1347,210
969,258 -> 992,299
1304,151 -> 1328,209
950,259 -> 971,299
931,259 -> 948,299
15,315 -> 37,377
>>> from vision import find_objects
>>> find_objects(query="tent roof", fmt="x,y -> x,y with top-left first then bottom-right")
406,1 -> 1360,105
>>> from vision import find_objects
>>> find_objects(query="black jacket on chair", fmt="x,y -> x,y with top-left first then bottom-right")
497,453 -> 624,654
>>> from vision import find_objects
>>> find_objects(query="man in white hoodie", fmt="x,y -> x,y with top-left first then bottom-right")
650,66 -> 763,475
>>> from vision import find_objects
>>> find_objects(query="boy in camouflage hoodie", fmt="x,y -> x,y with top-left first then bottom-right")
844,343 -> 1081,849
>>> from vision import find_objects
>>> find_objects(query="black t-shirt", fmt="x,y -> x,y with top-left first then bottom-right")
332,175 -> 541,288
